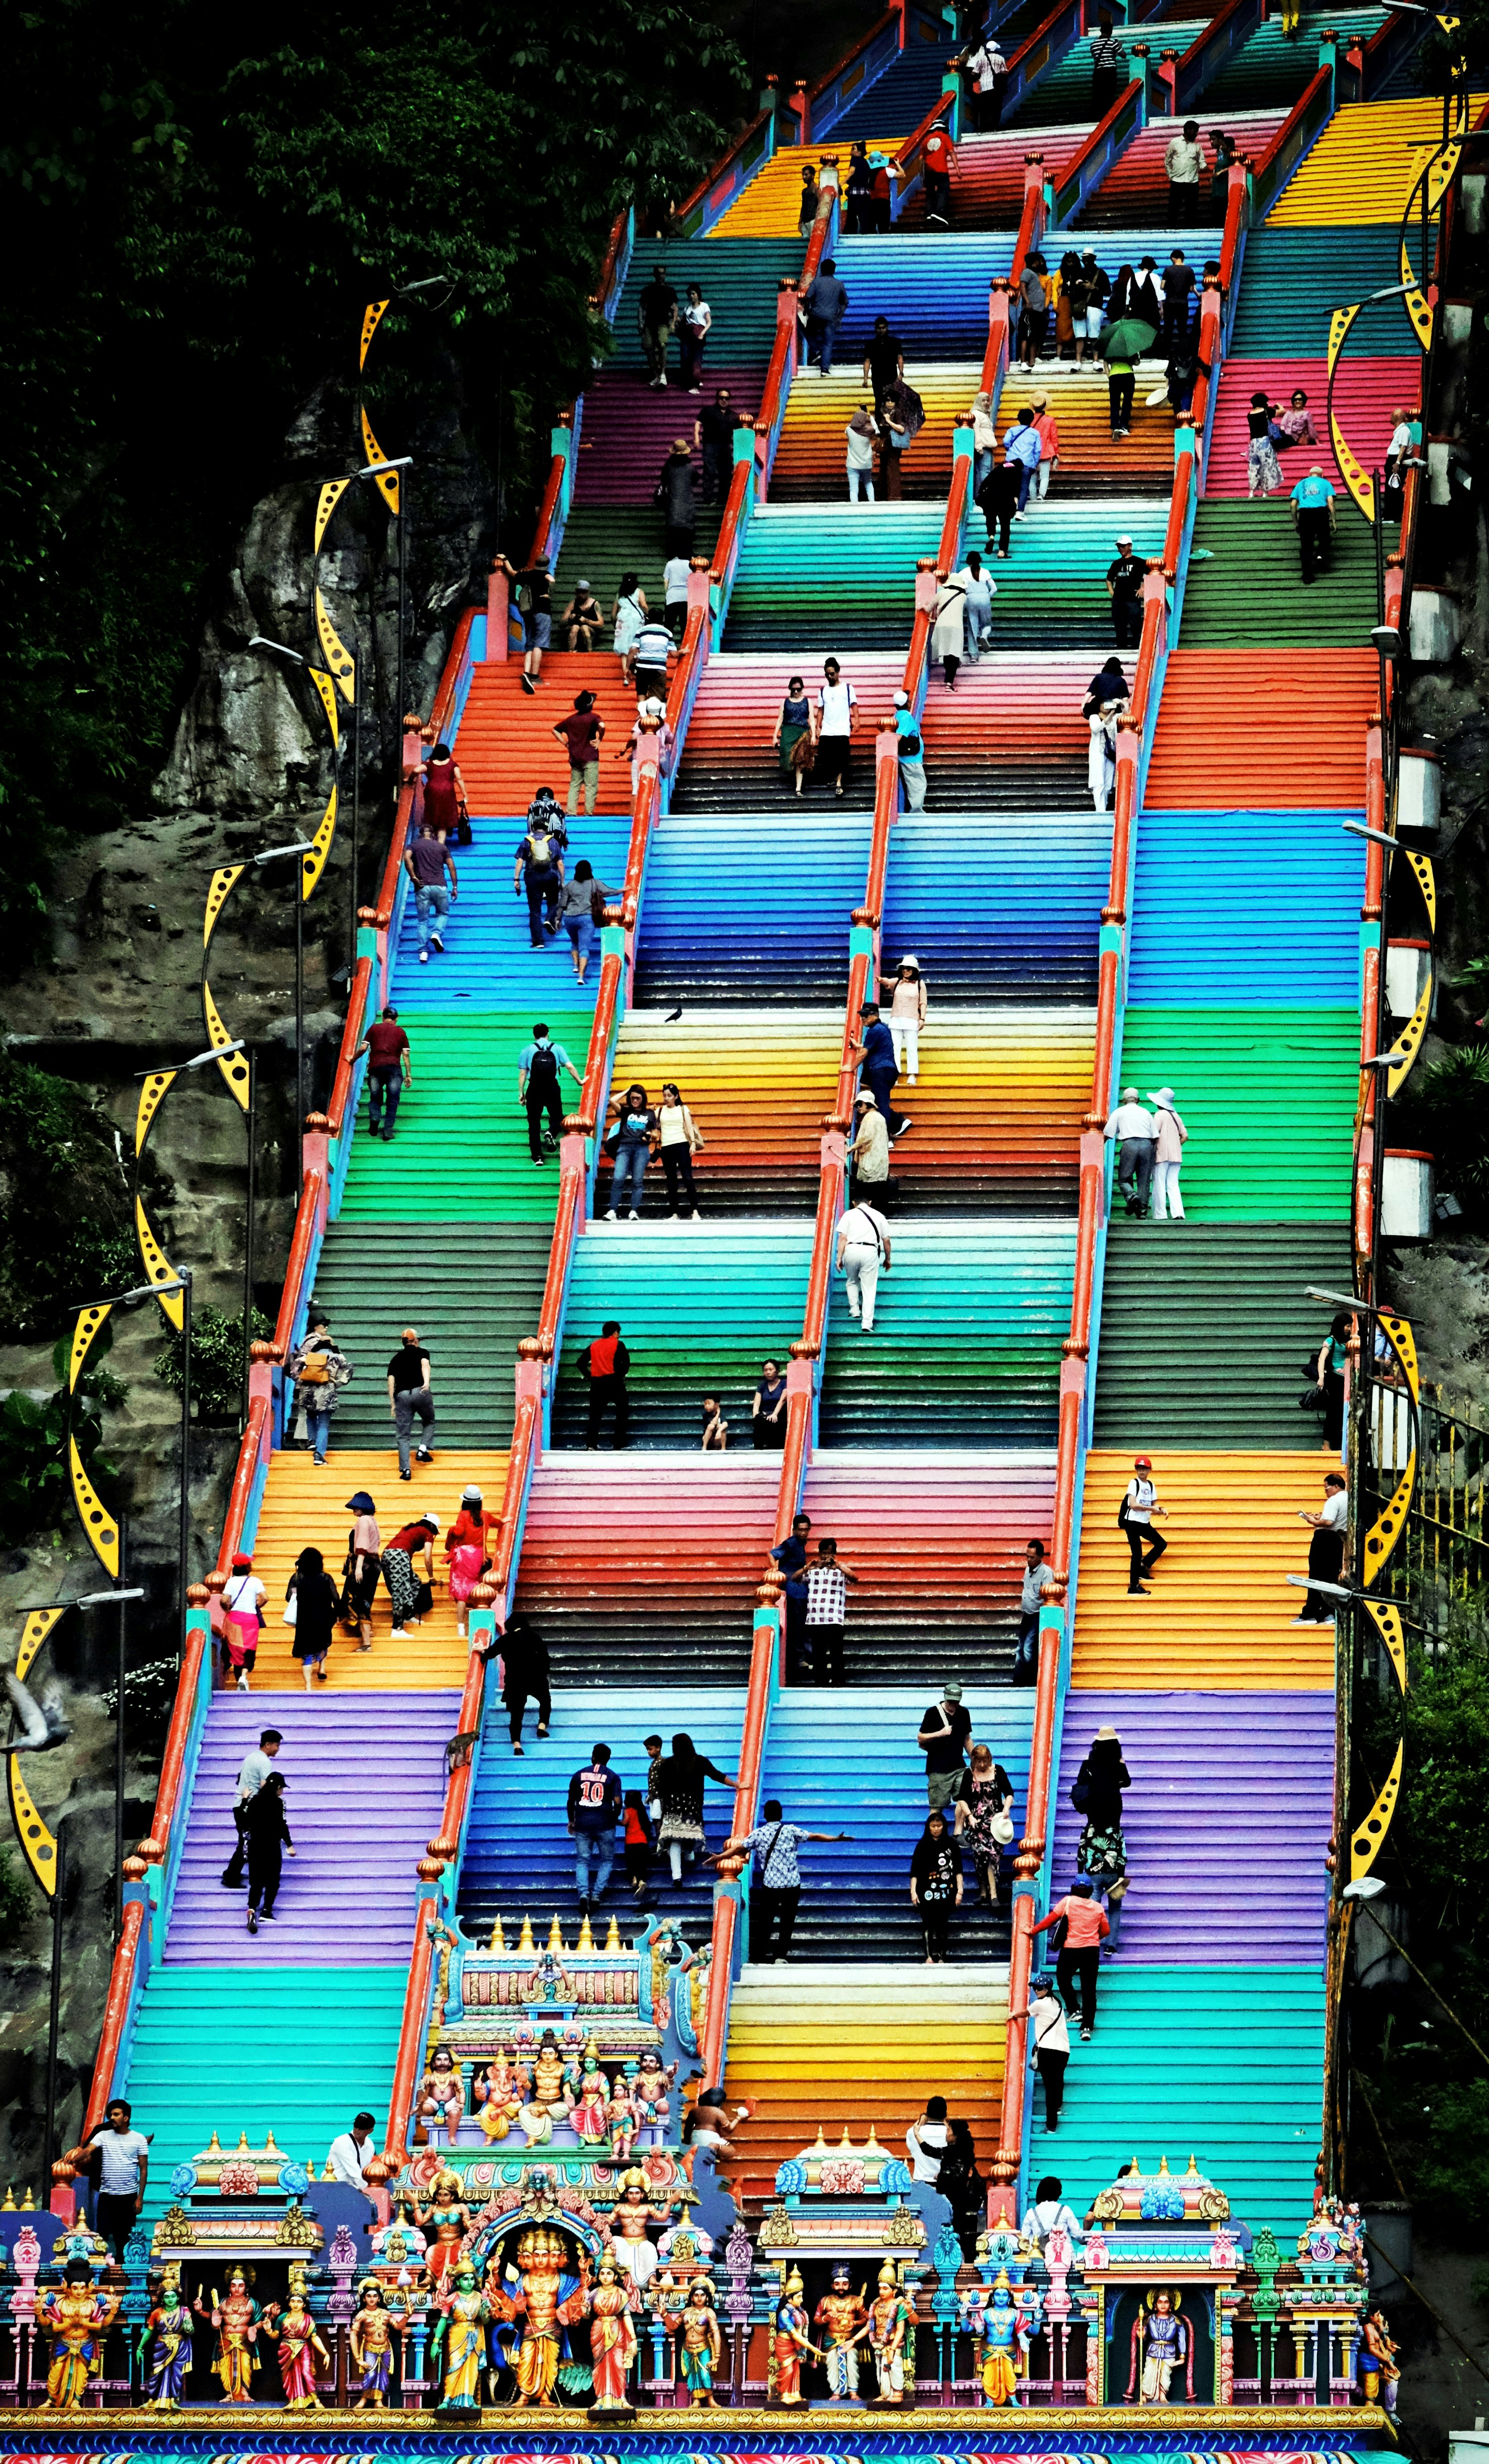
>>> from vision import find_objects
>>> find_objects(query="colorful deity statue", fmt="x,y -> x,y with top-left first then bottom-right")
350,2279 -> 400,2408
978,2270 -> 1032,2406
371,2203 -> 427,2281
814,2263 -> 870,2402
771,2267 -> 822,2406
570,2043 -> 611,2145
138,2264 -> 193,2410
475,2047 -> 526,2142
487,2223 -> 589,2405
634,2048 -> 678,2144
866,2259 -> 913,2405
193,2267 -> 262,2402
663,2275 -> 723,2406
415,2166 -> 474,2286
1357,2307 -> 1400,2410
430,2258 -> 492,2415
588,2254 -> 639,2415
417,2045 -> 467,2148
1128,2287 -> 1190,2404
37,2261 -> 121,2412
607,2166 -> 674,2290
518,2028 -> 576,2143
267,2270 -> 330,2409
605,2066 -> 640,2161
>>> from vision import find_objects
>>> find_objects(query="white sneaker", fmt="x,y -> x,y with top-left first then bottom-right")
628,1210 -> 640,1220
605,1209 -> 618,1221
236,1675 -> 249,1692
390,1627 -> 411,1640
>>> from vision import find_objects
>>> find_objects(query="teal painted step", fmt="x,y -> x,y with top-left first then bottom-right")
307,1222 -> 551,1447
1092,1220 -> 1356,1446
338,1010 -> 591,1224
1229,226 -> 1414,356
1116,1007 -> 1357,1220
552,1220 -> 815,1449
1180,501 -> 1377,647
966,498 -> 1167,652
553,506 -> 723,640
723,501 -> 943,653
607,240 -> 805,369
1005,19 -> 1209,121
1026,1962 -> 1324,2243
123,1966 -> 406,2217
1201,8 -> 1387,107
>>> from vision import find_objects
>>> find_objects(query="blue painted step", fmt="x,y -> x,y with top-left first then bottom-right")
1127,808 -> 1365,1008
388,823 -> 633,1015
632,811 -> 871,1007
884,812 -> 1108,1002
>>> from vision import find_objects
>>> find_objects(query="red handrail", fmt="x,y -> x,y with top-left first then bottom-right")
591,208 -> 631,314
80,1904 -> 144,2140
218,1395 -> 272,1566
327,954 -> 375,1136
271,1174 -> 327,1359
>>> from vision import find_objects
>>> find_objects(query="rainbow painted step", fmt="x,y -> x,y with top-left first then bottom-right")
632,810 -> 872,1006
883,811 -> 1110,1000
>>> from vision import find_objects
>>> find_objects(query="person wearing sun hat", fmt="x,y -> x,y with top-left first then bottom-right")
1122,1457 -> 1167,1596
880,951 -> 929,1083
1145,1086 -> 1188,1221
342,1490 -> 382,1651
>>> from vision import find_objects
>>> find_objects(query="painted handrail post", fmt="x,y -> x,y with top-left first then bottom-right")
790,80 -> 811,144
554,418 -> 576,522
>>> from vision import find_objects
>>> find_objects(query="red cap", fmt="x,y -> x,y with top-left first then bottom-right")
1133,1456 -> 1152,1471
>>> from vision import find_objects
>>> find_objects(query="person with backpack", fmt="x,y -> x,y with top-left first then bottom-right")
836,1196 -> 892,1335
1120,1453 -> 1167,1594
519,1022 -> 583,1167
1024,1989 -> 1073,2133
1020,2170 -> 1083,2239
1030,1879 -> 1109,2038
288,1310 -> 350,1467
716,1796 -> 853,1962
567,1742 -> 624,1913
580,1319 -> 631,1450
937,2117 -> 986,2259
1070,1724 -> 1131,1944
555,860 -> 617,987
513,793 -> 568,949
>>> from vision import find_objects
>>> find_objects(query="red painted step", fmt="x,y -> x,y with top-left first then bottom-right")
459,655 -> 638,816
1144,647 -> 1377,807
1206,354 -> 1418,498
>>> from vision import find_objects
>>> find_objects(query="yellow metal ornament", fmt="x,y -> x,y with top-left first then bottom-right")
307,664 -> 340,752
299,783 -> 338,902
69,1437 -> 120,1577
1360,1595 -> 1408,1696
360,298 -> 390,373
1386,971 -> 1433,1099
1376,1310 -> 1419,1406
201,981 -> 250,1115
68,1303 -> 112,1396
134,1195 -> 184,1332
1362,1450 -> 1415,1588
134,1069 -> 176,1158
314,477 -> 354,557
6,1608 -> 69,1896
360,407 -> 401,514
313,587 -> 356,705
1350,1737 -> 1404,1884
203,865 -> 245,952
1325,304 -> 1376,522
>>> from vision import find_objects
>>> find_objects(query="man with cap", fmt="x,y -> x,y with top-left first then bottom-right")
222,1726 -> 282,1886
1122,1456 -> 1168,1595
851,1001 -> 910,1138
1103,1086 -> 1155,1217
386,1327 -> 435,1480
835,1190 -> 892,1335
1002,407 -> 1043,515
848,1088 -> 892,1210
917,1683 -> 972,1812
492,549 -> 553,696
1146,1086 -> 1188,1220
891,692 -> 927,811
922,116 -> 957,226
1106,536 -> 1145,646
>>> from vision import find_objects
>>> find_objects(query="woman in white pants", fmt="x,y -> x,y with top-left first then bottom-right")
881,954 -> 929,1084
1148,1087 -> 1188,1218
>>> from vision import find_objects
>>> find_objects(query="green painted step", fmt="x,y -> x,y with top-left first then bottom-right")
1093,1220 -> 1355,1446
1180,501 -> 1376,648
308,1222 -> 551,1447
1026,1962 -> 1324,2240
123,1967 -> 406,2217
1228,226 -> 1410,356
338,1011 -> 591,1224
1117,1008 -> 1357,1221
553,508 -> 723,642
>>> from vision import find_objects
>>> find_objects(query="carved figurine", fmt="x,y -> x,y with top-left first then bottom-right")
474,2047 -> 525,2143
521,2026 -> 577,2139
415,2166 -> 474,2286
588,2254 -> 639,2415
607,2166 -> 673,2290
139,2265 -> 193,2409
605,2066 -> 640,2163
771,2267 -> 823,2405
430,2257 -> 491,2415
570,2043 -> 611,2145
486,2222 -> 589,2406
266,2273 -> 330,2409
867,2259 -> 912,2405
813,2263 -> 870,2402
350,2278 -> 399,2408
193,2267 -> 262,2403
663,2275 -> 723,2406
978,2270 -> 1031,2406
1358,2307 -> 1400,2410
417,2046 -> 467,2148
38,2261 -> 121,2412
634,2048 -> 678,2144
1128,2287 -> 1190,2405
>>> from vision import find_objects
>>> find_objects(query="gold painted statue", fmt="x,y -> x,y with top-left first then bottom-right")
486,2222 -> 589,2406
37,2262 -> 121,2411
475,2046 -> 525,2142
193,2267 -> 262,2402
663,2276 -> 724,2407
430,2257 -> 491,2415
866,2259 -> 912,2405
349,2278 -> 399,2409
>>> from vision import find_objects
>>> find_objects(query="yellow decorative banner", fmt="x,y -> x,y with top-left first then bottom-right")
314,476 -> 354,557
69,1435 -> 120,1577
1360,1595 -> 1408,1696
1399,220 -> 1433,351
1400,845 -> 1436,936
360,407 -> 401,514
7,1607 -> 69,1896
135,1194 -> 185,1332
134,1069 -> 176,1158
1378,1310 -> 1419,1405
299,783 -> 338,902
360,298 -> 390,373
68,1302 -> 111,1396
202,981 -> 250,1114
313,587 -> 356,704
1326,304 -> 1374,522
1362,1450 -> 1416,1586
203,864 -> 244,952
308,664 -> 340,751
1350,1736 -> 1404,1884
1387,970 -> 1433,1099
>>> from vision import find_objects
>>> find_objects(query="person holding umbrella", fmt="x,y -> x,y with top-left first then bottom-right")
1099,305 -> 1158,442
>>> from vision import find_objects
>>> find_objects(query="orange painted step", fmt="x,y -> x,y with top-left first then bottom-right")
1071,1448 -> 1340,1689
1144,649 -> 1376,808
458,655 -> 640,816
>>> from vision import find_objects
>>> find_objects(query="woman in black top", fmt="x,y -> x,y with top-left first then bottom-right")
752,1359 -> 788,1450
910,1811 -> 963,1963
657,1732 -> 738,1886
496,1613 -> 551,1755
937,2116 -> 987,2260
1072,1726 -> 1131,1945
288,1546 -> 339,1689
244,1773 -> 294,1933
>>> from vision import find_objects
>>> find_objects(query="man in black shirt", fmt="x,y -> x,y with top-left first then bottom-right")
386,1327 -> 435,1478
1106,535 -> 1145,647
917,1683 -> 972,1812
694,388 -> 739,504
638,264 -> 678,389
862,316 -> 905,410
493,550 -> 552,696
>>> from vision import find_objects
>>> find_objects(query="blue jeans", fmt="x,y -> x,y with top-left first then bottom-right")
611,1144 -> 648,1213
574,1831 -> 615,1903
368,1066 -> 402,1135
818,321 -> 837,375
305,1405 -> 331,1464
1014,459 -> 1035,511
973,445 -> 994,496
415,883 -> 450,949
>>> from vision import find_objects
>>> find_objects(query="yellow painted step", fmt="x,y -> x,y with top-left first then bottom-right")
711,148 -> 901,236
237,1447 -> 510,1690
1072,1449 -> 1338,1690
1266,94 -> 1488,226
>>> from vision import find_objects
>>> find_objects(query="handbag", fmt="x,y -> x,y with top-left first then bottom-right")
282,1594 -> 299,1629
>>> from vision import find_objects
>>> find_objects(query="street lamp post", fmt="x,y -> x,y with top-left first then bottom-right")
351,458 -> 415,828
77,1584 -> 147,1942
252,839 -> 317,1171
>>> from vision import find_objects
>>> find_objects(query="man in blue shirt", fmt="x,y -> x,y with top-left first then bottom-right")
1290,465 -> 1337,584
770,1511 -> 815,1679
1002,408 -> 1043,514
518,1022 -> 582,1165
852,1001 -> 910,1138
567,1742 -> 624,1912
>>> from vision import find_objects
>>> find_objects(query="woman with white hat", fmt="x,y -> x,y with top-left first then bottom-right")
880,953 -> 929,1085
1147,1087 -> 1188,1220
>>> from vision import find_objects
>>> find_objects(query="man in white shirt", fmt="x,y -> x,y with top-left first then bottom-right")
662,552 -> 692,643
964,37 -> 1008,128
1123,1453 -> 1168,1595
813,658 -> 857,796
1294,1470 -> 1348,1623
1103,1085 -> 1155,1218
86,2098 -> 151,2258
906,2095 -> 949,2181
327,2111 -> 379,2203
836,1197 -> 891,1334
221,1726 -> 282,1888
1164,120 -> 1207,224
1015,1538 -> 1054,1684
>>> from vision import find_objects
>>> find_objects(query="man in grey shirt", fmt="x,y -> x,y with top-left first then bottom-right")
803,259 -> 850,376
222,1727 -> 282,1887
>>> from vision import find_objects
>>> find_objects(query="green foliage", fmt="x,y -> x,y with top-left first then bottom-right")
0,1847 -> 35,1943
0,1046 -> 156,1341
0,1333 -> 123,1546
1401,1043 -> 1489,1219
155,1302 -> 273,1423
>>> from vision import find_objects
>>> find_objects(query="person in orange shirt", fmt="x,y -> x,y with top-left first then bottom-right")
1030,392 -> 1059,501
922,120 -> 958,227
1031,1879 -> 1110,2041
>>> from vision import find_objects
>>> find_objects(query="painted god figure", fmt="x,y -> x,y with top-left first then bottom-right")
38,2262 -> 121,2412
867,2259 -> 912,2405
430,2258 -> 491,2415
634,2048 -> 677,2143
813,2264 -> 869,2402
1358,2307 -> 1401,2410
193,2267 -> 261,2403
979,2270 -> 1030,2406
588,2254 -> 639,2415
663,2276 -> 724,2406
771,2266 -> 821,2406
1128,2288 -> 1190,2404
415,2166 -> 474,2286
350,2279 -> 399,2409
139,2266 -> 193,2410
606,2166 -> 672,2290
474,2047 -> 525,2142
267,2276 -> 330,2409
417,2045 -> 466,2147
570,2044 -> 611,2144
487,2222 -> 588,2406
521,2027 -> 575,2138
605,2067 -> 640,2162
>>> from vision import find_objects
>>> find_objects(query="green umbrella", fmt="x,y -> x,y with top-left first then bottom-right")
1098,316 -> 1159,362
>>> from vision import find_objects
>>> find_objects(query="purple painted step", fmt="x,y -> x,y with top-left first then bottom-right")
166,1692 -> 461,1966
572,368 -> 767,507
1052,1689 -> 1334,1965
